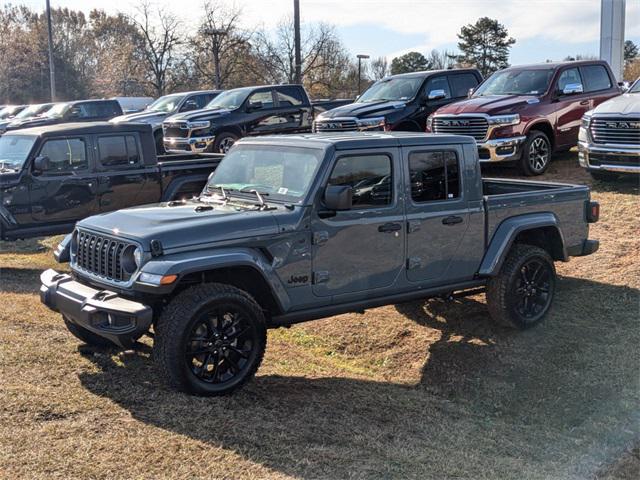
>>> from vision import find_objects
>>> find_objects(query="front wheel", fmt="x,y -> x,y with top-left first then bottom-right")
213,132 -> 239,154
519,131 -> 552,176
486,244 -> 556,329
154,283 -> 267,396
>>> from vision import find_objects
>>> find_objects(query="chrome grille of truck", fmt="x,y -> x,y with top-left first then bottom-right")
314,119 -> 359,132
163,122 -> 190,139
590,118 -> 640,145
73,230 -> 135,282
433,117 -> 489,141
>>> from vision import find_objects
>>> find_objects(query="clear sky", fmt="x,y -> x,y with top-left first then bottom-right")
16,0 -> 640,65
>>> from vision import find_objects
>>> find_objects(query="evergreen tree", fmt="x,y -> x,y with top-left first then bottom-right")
456,17 -> 515,77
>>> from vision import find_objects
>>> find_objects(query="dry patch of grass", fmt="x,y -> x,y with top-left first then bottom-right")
0,155 -> 638,479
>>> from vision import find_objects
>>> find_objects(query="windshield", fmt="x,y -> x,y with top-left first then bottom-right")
206,88 -> 251,110
204,144 -> 324,203
357,77 -> 423,103
0,135 -> 36,173
0,106 -> 22,120
45,103 -> 70,118
148,94 -> 184,113
14,104 -> 51,120
474,69 -> 554,96
629,79 -> 640,93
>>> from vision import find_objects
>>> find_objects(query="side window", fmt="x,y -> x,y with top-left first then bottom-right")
97,135 -> 140,168
557,68 -> 583,92
327,154 -> 392,208
39,138 -> 88,173
194,94 -> 212,109
409,150 -> 460,202
275,87 -> 304,106
581,65 -> 612,92
424,76 -> 451,100
248,90 -> 275,109
449,74 -> 480,98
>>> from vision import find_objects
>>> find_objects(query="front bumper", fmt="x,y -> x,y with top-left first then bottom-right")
477,136 -> 527,163
578,141 -> 640,174
164,135 -> 216,154
40,269 -> 153,348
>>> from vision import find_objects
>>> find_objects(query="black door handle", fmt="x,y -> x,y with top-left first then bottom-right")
442,216 -> 463,225
378,222 -> 402,233
579,100 -> 590,106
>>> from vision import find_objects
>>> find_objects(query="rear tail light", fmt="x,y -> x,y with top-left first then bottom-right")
587,201 -> 600,223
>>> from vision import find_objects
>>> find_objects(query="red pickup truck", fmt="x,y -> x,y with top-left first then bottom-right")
426,61 -> 620,175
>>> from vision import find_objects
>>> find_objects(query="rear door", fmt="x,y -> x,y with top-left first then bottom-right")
579,63 -> 619,108
274,86 -> 310,133
29,136 -> 98,223
311,148 -> 406,297
243,89 -> 281,136
403,144 -> 475,284
95,133 -> 159,212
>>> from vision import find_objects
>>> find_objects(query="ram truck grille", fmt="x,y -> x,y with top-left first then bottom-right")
163,122 -> 190,139
314,119 -> 359,132
433,117 -> 489,141
73,230 -> 136,282
590,118 -> 640,145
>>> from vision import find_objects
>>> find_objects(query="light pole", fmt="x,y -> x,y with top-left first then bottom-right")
204,28 -> 227,89
293,0 -> 302,84
356,54 -> 370,95
46,0 -> 56,101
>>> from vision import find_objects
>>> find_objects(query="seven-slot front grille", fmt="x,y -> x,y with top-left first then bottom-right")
74,230 -> 135,282
590,118 -> 640,145
163,122 -> 190,138
433,116 -> 489,141
314,119 -> 359,132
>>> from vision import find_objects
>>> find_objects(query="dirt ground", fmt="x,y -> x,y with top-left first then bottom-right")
0,153 -> 638,480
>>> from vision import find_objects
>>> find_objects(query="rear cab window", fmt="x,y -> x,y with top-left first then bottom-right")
275,87 -> 305,107
579,65 -> 613,92
408,150 -> 460,202
97,135 -> 141,168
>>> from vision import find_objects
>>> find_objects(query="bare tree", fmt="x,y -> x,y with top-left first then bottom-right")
131,0 -> 182,96
370,56 -> 388,80
427,49 -> 456,70
189,1 -> 252,89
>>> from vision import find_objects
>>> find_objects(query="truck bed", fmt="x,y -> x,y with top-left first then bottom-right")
482,177 -> 591,252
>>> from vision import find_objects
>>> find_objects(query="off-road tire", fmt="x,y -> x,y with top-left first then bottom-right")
213,132 -> 239,154
63,316 -> 115,347
518,131 -> 552,176
486,244 -> 556,329
154,283 -> 267,396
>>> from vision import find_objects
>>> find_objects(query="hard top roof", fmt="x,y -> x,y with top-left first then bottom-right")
8,121 -> 152,137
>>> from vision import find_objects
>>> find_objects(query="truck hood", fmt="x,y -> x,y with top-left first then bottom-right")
435,95 -> 540,116
76,200 -> 282,251
317,100 -> 408,119
165,107 -> 233,123
590,93 -> 640,115
7,116 -> 57,130
110,110 -> 168,126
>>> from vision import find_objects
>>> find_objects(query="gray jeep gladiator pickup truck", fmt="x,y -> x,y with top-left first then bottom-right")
40,132 -> 600,396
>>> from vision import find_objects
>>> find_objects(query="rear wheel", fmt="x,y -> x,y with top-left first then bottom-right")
63,316 -> 115,347
486,244 -> 556,329
154,283 -> 267,396
519,131 -> 552,176
213,132 -> 239,154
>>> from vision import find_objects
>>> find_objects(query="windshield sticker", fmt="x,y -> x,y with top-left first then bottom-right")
278,187 -> 289,195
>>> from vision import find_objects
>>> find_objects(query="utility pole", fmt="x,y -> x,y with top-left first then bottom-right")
204,28 -> 227,89
46,0 -> 56,101
293,0 -> 302,84
357,54 -> 370,95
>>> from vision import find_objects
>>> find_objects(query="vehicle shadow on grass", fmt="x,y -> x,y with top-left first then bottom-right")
77,276 -> 640,479
0,267 -> 45,294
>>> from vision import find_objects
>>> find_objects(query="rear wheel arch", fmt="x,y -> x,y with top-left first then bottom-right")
513,226 -> 565,261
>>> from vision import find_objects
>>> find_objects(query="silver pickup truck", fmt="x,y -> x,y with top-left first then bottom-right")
579,78 -> 640,180
40,132 -> 600,396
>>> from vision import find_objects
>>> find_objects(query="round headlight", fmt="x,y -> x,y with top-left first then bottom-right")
133,247 -> 143,267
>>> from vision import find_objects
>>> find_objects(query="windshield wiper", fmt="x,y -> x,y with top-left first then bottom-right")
0,162 -> 19,173
239,188 -> 271,210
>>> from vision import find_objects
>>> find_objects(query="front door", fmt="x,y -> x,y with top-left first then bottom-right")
403,145 -> 473,284
243,89 -> 281,136
274,86 -> 309,134
95,133 -> 159,212
311,149 -> 405,297
554,67 -> 593,148
29,137 -> 98,223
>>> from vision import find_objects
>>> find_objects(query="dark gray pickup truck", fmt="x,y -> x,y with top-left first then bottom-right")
40,132 -> 600,396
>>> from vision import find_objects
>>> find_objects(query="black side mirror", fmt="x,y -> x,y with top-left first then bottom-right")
33,155 -> 50,172
247,101 -> 263,112
324,185 -> 352,211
